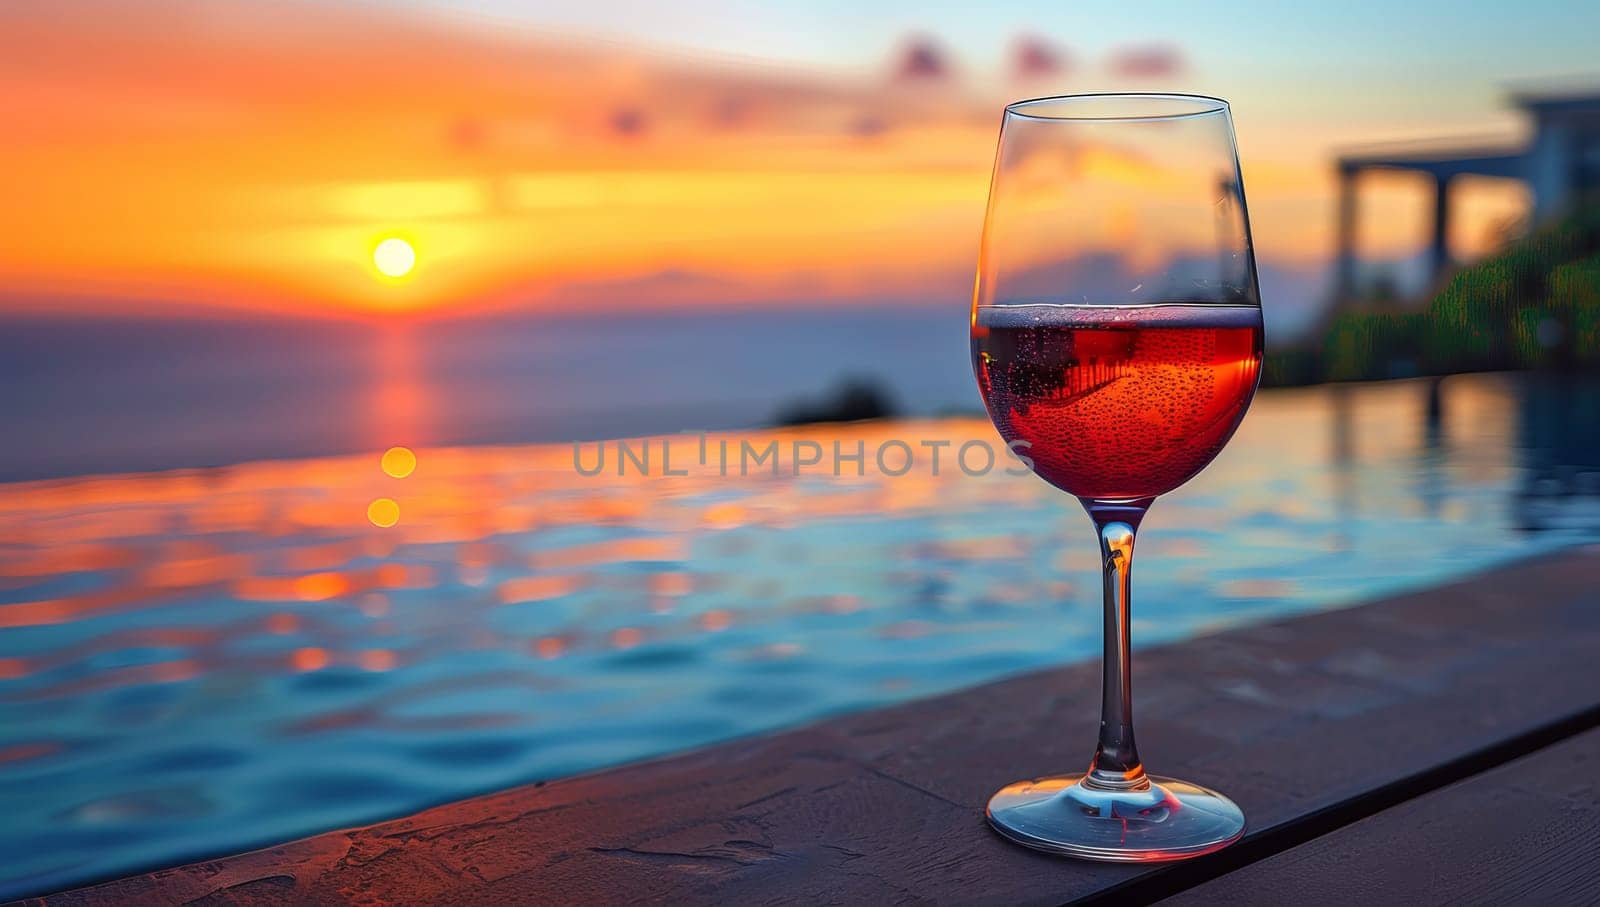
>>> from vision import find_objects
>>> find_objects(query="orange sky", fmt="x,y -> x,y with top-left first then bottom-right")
0,1 -> 1532,318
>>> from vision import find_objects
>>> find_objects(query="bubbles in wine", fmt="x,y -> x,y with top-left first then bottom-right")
972,303 -> 1263,500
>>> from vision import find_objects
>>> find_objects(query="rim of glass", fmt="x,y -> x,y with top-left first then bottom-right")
1004,92 -> 1229,123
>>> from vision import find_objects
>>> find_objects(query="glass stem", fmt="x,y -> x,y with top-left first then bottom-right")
1082,497 -> 1153,791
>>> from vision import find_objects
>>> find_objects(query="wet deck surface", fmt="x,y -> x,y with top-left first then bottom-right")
29,545 -> 1600,906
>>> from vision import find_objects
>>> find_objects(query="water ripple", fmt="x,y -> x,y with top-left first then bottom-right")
0,374 -> 1597,898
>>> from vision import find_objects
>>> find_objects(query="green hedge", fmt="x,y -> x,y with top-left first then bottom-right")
1290,206 -> 1600,385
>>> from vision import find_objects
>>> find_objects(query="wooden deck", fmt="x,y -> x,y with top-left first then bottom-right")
27,545 -> 1600,906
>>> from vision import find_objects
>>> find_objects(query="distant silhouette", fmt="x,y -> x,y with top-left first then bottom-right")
774,377 -> 897,425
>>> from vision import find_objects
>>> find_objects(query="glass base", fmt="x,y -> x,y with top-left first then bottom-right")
986,773 -> 1244,862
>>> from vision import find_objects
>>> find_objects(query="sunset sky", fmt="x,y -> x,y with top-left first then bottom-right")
2,0 -> 1595,318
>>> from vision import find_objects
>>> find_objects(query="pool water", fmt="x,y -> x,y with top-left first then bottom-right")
1,373 -> 1597,897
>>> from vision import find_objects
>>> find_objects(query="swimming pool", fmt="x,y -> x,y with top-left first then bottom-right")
1,373 -> 1596,898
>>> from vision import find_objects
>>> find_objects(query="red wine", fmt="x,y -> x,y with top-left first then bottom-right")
972,303 -> 1263,500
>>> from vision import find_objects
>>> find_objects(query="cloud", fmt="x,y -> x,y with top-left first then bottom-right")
1107,45 -> 1186,79
608,107 -> 649,138
449,117 -> 488,152
849,115 -> 890,138
892,36 -> 953,82
1011,35 -> 1070,81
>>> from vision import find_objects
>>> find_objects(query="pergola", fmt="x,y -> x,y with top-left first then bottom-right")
1334,138 -> 1525,299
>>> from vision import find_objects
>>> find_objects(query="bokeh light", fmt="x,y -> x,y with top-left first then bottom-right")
381,446 -> 417,478
367,497 -> 400,527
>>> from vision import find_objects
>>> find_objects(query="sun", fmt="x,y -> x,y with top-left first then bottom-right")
373,237 -> 416,278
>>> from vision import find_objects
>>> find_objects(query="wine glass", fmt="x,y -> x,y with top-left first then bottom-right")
971,93 -> 1263,861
